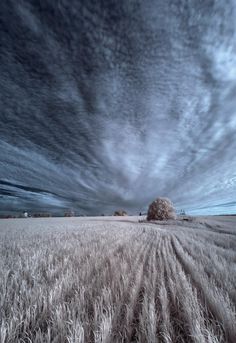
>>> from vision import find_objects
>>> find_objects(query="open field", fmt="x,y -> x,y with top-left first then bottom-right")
0,216 -> 236,343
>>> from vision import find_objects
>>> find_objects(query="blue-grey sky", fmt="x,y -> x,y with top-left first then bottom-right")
0,0 -> 236,215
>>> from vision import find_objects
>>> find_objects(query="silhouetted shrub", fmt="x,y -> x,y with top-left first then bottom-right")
147,197 -> 176,221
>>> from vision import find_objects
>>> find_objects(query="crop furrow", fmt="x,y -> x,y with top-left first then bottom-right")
170,236 -> 235,343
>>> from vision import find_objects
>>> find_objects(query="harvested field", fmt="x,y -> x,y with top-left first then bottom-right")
0,216 -> 236,343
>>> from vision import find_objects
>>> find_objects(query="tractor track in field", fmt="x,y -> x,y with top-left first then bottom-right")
109,231 -> 152,343
170,236 -> 236,343
173,234 -> 236,306
128,237 -> 156,342
161,235 -> 193,343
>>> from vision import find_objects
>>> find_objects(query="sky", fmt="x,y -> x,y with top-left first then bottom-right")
0,0 -> 236,215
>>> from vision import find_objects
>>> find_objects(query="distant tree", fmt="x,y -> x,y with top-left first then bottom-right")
114,210 -> 127,216
33,213 -> 51,218
147,197 -> 176,221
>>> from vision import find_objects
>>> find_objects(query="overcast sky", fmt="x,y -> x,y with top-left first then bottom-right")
0,0 -> 236,215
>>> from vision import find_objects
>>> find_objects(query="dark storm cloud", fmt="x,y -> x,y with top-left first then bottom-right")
0,0 -> 236,215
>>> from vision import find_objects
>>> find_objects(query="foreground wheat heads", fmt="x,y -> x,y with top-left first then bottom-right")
0,217 -> 235,343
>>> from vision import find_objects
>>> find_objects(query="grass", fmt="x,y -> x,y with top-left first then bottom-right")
0,216 -> 235,342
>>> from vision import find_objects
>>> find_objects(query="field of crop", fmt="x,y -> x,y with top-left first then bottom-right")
0,216 -> 235,343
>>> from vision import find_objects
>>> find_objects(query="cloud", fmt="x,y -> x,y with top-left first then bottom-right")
0,0 -> 236,215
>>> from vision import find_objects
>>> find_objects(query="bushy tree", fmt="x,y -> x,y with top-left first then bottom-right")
147,197 -> 176,221
114,210 -> 127,216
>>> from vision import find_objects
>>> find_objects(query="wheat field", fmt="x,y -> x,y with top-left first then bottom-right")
0,216 -> 235,343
